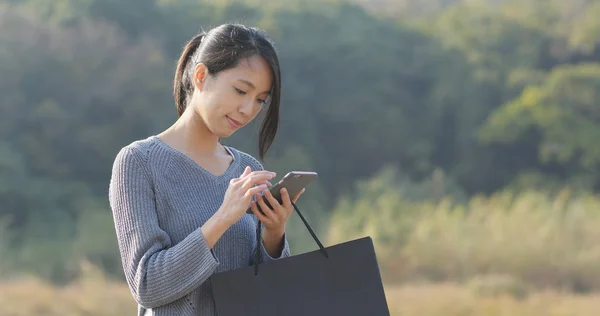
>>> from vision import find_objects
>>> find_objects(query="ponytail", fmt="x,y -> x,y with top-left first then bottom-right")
173,32 -> 206,117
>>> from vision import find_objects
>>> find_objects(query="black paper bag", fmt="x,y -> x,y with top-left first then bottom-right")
210,203 -> 390,316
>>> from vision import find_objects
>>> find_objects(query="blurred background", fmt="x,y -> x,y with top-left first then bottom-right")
2,0 -> 600,314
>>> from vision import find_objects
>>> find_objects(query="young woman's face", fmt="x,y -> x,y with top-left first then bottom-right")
192,55 -> 273,138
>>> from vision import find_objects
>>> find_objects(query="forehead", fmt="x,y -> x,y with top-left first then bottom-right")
225,55 -> 273,90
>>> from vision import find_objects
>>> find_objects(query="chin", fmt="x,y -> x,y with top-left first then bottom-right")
214,128 -> 236,138
218,132 -> 235,138
206,122 -> 234,138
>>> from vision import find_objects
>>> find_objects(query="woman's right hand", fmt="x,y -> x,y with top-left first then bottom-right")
217,166 -> 275,226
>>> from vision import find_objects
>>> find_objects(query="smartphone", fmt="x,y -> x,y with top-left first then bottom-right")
246,171 -> 318,214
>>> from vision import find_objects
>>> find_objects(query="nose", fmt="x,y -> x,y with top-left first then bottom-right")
238,98 -> 258,117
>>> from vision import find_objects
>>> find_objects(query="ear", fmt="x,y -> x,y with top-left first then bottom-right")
193,63 -> 209,91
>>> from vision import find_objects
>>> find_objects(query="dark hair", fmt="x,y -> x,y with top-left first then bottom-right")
173,23 -> 281,160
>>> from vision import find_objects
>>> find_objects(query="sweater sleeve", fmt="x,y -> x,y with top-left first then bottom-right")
108,146 -> 219,309
260,222 -> 292,262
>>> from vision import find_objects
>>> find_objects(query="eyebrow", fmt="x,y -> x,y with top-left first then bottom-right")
237,79 -> 271,94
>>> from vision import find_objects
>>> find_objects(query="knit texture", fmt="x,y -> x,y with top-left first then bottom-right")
108,135 -> 291,316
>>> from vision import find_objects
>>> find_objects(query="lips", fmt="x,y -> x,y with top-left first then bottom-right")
226,116 -> 243,129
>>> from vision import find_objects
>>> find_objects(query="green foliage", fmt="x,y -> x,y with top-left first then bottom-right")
564,2 -> 600,53
73,199 -> 123,280
0,3 -> 173,190
430,3 -> 548,84
481,63 -> 600,179
0,219 -> 11,278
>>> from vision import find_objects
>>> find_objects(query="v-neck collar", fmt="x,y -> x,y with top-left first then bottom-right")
150,135 -> 240,179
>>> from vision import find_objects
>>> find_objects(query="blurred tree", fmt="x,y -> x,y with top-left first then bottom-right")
413,3 -> 555,193
480,63 -> 600,189
0,4 -> 173,193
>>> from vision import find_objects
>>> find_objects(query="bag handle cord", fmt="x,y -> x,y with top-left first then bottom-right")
254,201 -> 329,275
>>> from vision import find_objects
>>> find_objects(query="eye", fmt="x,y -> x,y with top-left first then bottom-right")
261,95 -> 272,107
234,87 -> 246,95
257,98 -> 266,105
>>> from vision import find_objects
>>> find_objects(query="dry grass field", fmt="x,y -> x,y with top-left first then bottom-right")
2,276 -> 600,316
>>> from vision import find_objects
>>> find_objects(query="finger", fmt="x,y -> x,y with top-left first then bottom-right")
291,188 -> 305,203
241,170 -> 275,179
241,166 -> 252,178
242,171 -> 276,181
264,189 -> 284,213
250,201 -> 268,222
242,173 -> 276,190
257,193 -> 277,219
246,184 -> 268,199
243,175 -> 275,191
280,188 -> 293,213
256,180 -> 272,187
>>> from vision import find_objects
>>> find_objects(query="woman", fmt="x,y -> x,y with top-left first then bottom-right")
109,23 -> 302,315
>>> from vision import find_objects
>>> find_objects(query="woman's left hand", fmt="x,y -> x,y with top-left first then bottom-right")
251,187 -> 305,234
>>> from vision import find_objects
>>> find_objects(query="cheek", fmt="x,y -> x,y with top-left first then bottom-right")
200,92 -> 225,116
250,106 -> 263,119
212,89 -> 237,110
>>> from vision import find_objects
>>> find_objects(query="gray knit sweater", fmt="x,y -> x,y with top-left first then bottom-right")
108,135 -> 291,316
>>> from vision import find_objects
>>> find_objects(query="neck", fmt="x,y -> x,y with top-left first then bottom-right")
161,107 -> 222,156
